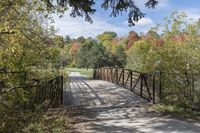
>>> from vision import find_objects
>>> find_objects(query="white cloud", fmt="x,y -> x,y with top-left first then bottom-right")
51,0 -> 166,38
134,18 -> 154,26
134,18 -> 155,34
52,14 -> 127,38
157,0 -> 171,9
122,17 -> 155,34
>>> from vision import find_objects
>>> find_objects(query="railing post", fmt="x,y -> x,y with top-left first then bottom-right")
104,68 -> 106,80
93,68 -> 96,79
159,72 -> 162,102
130,71 -> 132,91
108,68 -> 110,82
140,74 -> 143,97
100,68 -> 102,80
116,68 -> 118,84
111,68 -> 113,82
102,68 -> 103,80
152,73 -> 156,104
101,68 -> 103,80
97,68 -> 99,79
109,68 -> 110,81
60,75 -> 64,105
103,68 -> 105,80
107,68 -> 109,81
122,69 -> 125,86
98,68 -> 101,79
112,68 -> 114,83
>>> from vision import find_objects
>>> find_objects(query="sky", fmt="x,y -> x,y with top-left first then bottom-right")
52,0 -> 200,38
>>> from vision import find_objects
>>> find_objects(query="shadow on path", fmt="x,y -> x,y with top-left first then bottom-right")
64,72 -> 200,133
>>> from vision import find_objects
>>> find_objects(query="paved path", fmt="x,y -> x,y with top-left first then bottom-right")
64,72 -> 200,133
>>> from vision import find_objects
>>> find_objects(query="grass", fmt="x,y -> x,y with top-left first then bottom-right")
22,107 -> 80,133
152,104 -> 200,122
65,67 -> 93,77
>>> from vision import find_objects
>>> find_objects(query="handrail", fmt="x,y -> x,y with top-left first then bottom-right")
93,67 -> 158,103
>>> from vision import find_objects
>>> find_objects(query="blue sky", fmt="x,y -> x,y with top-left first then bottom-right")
53,0 -> 200,38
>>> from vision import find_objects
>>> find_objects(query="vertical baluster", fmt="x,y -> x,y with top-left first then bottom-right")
130,71 -> 132,91
111,68 -> 113,82
100,68 -> 101,80
61,75 -> 64,105
116,68 -> 118,84
101,68 -> 103,80
97,68 -> 99,79
153,73 -> 156,104
140,74 -> 143,97
109,68 -> 111,81
159,72 -> 162,102
122,69 -> 125,87
107,68 -> 109,81
102,68 -> 104,80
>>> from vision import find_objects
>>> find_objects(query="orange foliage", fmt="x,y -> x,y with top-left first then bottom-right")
142,31 -> 164,46
127,31 -> 140,49
71,42 -> 80,53
111,38 -> 118,53
171,33 -> 188,43
155,39 -> 164,46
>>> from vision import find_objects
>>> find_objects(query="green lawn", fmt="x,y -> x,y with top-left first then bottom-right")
65,68 -> 94,77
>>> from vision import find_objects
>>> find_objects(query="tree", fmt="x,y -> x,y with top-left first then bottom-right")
42,0 -> 159,26
143,30 -> 164,46
144,30 -> 160,39
53,35 -> 65,48
76,36 -> 86,44
90,43 -> 113,68
75,40 -> 95,69
116,37 -> 128,49
113,46 -> 126,67
110,38 -> 119,54
97,31 -> 117,42
126,11 -> 200,73
76,40 -> 113,68
127,31 -> 140,49
126,40 -> 160,73
97,31 -> 117,49
69,42 -> 80,66
64,35 -> 72,44
0,1 -> 65,132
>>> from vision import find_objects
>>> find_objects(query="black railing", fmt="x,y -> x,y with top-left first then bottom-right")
94,67 -> 200,110
0,71 -> 64,108
34,76 -> 64,108
93,67 -> 159,103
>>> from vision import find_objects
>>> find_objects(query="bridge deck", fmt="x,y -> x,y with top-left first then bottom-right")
64,72 -> 200,133
64,72 -> 147,107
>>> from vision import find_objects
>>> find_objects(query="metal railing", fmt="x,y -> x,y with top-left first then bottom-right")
94,67 -> 200,110
93,67 -> 159,103
0,71 -> 64,108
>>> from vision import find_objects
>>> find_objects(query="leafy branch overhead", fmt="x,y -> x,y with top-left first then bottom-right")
42,0 -> 159,26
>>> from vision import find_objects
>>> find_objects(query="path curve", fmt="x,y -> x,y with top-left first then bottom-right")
64,72 -> 200,133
